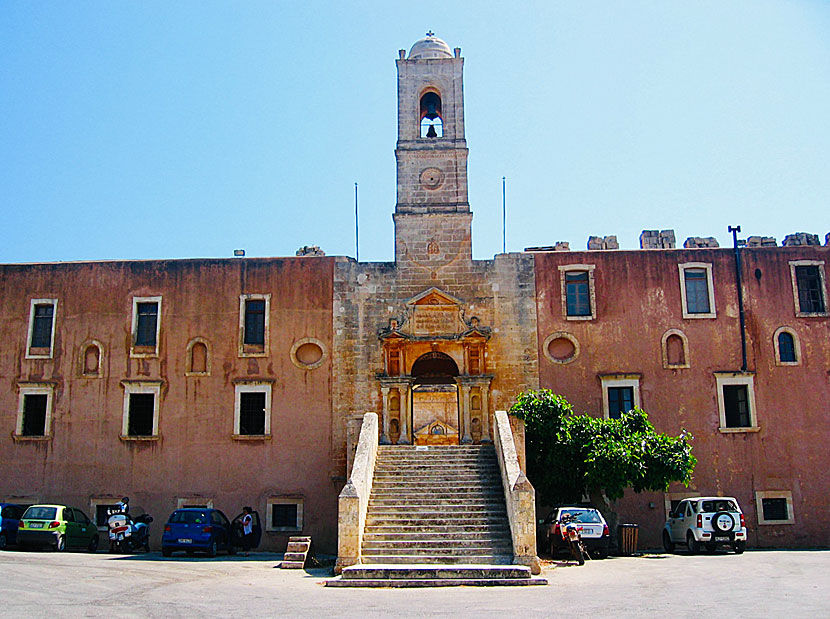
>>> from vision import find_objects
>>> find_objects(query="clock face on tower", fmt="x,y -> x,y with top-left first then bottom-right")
419,167 -> 444,190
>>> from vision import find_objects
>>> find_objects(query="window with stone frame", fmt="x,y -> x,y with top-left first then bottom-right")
678,263 -> 716,319
755,490 -> 795,525
120,381 -> 161,439
233,382 -> 272,438
238,294 -> 270,357
777,332 -> 796,363
789,260 -> 827,317
26,299 -> 58,358
599,375 -> 641,420
266,498 -> 303,532
130,296 -> 161,357
559,264 -> 596,320
15,384 -> 54,440
795,265 -> 825,313
715,373 -> 758,433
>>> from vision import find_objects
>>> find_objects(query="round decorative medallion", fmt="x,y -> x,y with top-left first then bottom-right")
419,167 -> 444,189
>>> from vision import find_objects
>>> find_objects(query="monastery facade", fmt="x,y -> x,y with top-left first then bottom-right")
2,34 -> 828,553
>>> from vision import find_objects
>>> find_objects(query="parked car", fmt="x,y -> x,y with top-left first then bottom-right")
17,504 -> 99,552
543,506 -> 610,559
0,503 -> 29,550
161,508 -> 236,557
663,496 -> 747,554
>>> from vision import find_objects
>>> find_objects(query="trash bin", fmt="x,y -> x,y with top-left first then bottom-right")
617,524 -> 639,556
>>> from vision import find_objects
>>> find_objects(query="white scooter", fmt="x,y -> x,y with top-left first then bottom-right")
107,509 -> 152,553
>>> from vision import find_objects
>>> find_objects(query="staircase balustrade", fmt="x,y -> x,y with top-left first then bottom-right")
493,410 -> 541,574
335,412 -> 378,574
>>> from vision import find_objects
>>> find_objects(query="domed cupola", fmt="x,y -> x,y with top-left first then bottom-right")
408,31 -> 453,59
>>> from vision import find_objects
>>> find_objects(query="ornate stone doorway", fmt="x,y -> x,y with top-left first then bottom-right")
410,352 -> 459,445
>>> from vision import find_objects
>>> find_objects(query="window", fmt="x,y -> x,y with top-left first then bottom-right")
661,329 -> 690,369
130,296 -> 161,357
600,375 -> 641,420
233,382 -> 272,438
90,499 -> 122,531
678,263 -> 716,319
559,265 -> 596,320
14,383 -> 54,440
755,491 -> 795,525
664,492 -> 700,519
715,373 -> 759,433
789,261 -> 827,316
239,294 -> 270,356
266,498 -> 303,532
773,327 -> 800,366
608,387 -> 634,419
26,298 -> 58,358
120,381 -> 161,440
177,497 -> 215,509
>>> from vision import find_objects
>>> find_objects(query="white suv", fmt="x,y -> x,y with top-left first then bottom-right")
663,496 -> 747,554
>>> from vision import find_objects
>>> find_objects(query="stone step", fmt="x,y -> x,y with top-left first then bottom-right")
363,531 -> 511,542
371,482 -> 502,491
363,544 -> 511,555
326,577 -> 547,588
364,524 -> 510,535
339,564 -> 534,580
363,540 -> 512,551
367,505 -> 507,515
360,554 -> 515,565
370,494 -> 505,504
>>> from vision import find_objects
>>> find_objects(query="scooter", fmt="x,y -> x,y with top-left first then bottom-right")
107,510 -> 153,553
559,512 -> 587,565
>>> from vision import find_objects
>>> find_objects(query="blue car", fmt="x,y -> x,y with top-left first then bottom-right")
161,508 -> 236,557
0,503 -> 28,550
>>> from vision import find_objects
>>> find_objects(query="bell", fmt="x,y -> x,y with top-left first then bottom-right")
426,124 -> 437,138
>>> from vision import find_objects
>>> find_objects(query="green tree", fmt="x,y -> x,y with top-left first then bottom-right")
509,389 -> 696,533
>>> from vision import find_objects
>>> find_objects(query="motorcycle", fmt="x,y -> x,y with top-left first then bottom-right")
559,512 -> 587,565
107,509 -> 153,553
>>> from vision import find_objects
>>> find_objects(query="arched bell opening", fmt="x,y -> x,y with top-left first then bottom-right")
419,91 -> 443,138
410,351 -> 459,445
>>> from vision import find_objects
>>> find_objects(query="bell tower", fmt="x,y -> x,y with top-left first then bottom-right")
394,33 -> 472,266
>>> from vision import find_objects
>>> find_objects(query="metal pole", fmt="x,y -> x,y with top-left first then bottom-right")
502,176 -> 506,254
354,182 -> 359,262
729,225 -> 747,372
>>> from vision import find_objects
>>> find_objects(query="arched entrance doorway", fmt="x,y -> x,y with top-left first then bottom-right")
410,351 -> 460,445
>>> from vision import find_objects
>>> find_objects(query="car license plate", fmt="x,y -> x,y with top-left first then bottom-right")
30,522 -> 43,528
715,536 -> 729,542
178,538 -> 192,544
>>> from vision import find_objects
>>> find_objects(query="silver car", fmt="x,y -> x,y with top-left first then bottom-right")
663,496 -> 747,554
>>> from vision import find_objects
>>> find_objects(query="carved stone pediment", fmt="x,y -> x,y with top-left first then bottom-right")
406,287 -> 464,337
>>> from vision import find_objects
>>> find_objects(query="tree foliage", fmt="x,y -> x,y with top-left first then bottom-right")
509,389 -> 696,507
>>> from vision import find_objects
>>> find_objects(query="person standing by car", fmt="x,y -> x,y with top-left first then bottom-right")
241,506 -> 253,556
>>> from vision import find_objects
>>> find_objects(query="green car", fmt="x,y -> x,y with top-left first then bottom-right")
17,504 -> 99,552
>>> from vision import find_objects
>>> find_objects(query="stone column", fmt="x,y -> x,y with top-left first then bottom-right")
379,386 -> 391,445
459,381 -> 472,444
480,381 -> 492,443
397,381 -> 411,445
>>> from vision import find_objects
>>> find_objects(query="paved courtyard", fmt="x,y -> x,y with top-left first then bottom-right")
2,548 -> 827,618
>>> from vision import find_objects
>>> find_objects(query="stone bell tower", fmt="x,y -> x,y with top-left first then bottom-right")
394,33 -> 472,266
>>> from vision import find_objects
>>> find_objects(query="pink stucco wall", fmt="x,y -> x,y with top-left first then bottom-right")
534,246 -> 830,549
0,257 -> 339,552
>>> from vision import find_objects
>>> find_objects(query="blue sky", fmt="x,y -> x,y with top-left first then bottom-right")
2,1 -> 828,263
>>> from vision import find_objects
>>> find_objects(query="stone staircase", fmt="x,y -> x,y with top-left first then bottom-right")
327,444 -> 546,587
280,536 -> 311,569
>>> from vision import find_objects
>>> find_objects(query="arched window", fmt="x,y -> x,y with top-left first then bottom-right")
420,91 -> 443,138
774,328 -> 800,365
